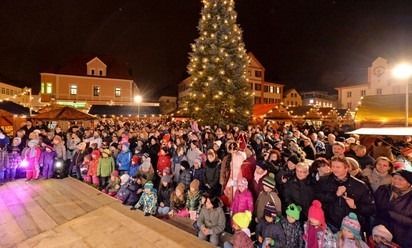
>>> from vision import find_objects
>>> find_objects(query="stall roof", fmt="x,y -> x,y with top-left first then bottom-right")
89,105 -> 160,116
32,106 -> 96,120
0,101 -> 31,115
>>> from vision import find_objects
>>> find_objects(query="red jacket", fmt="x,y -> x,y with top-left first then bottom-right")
232,230 -> 254,248
241,156 -> 256,184
157,152 -> 171,174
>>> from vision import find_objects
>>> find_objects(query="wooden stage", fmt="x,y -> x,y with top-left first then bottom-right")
0,177 -> 213,248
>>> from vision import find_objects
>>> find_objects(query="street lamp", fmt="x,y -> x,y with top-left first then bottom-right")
134,95 -> 143,120
393,63 -> 412,127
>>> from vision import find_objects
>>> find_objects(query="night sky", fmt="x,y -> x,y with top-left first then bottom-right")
1,0 -> 412,99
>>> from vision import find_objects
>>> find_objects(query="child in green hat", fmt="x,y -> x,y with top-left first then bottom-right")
281,203 -> 304,248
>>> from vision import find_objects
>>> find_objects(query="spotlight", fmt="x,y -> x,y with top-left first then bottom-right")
20,159 -> 29,168
53,159 -> 67,179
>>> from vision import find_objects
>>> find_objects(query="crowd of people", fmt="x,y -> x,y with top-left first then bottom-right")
0,118 -> 411,248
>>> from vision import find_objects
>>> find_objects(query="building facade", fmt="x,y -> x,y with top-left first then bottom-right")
178,52 -> 284,107
0,82 -> 23,101
335,57 -> 407,111
301,91 -> 337,108
283,88 -> 302,107
40,56 -> 138,108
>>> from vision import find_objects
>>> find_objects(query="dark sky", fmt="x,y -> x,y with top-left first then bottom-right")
1,0 -> 412,99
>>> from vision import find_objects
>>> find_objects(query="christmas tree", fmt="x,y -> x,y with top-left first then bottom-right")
185,0 -> 252,128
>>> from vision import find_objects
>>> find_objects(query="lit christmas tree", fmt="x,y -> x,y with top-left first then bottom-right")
185,0 -> 252,128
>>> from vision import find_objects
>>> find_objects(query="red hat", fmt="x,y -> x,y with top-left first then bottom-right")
308,200 -> 326,230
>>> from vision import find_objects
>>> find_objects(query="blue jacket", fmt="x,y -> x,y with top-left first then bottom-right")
116,150 -> 131,171
129,164 -> 139,177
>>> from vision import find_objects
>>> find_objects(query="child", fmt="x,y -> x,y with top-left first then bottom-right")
116,143 -> 131,175
368,225 -> 400,248
81,154 -> 91,182
255,203 -> 286,248
157,175 -> 173,217
186,179 -> 202,220
157,146 -> 171,177
116,175 -> 141,206
335,212 -> 369,248
231,177 -> 254,215
191,158 -> 206,191
303,200 -> 336,248
179,160 -> 192,190
86,150 -> 100,187
39,143 -> 56,179
103,170 -> 121,196
280,203 -> 304,248
22,139 -> 41,181
223,211 -> 254,248
131,181 -> 157,216
255,173 -> 282,222
137,153 -> 154,182
0,139 -> 8,184
129,154 -> 140,177
97,149 -> 115,189
169,182 -> 189,217
7,137 -> 21,181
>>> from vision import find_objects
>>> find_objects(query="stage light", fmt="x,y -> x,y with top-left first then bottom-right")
20,159 -> 29,168
54,159 -> 67,179
54,161 -> 63,168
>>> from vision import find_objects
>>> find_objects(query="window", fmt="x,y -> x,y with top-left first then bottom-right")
70,85 -> 78,95
254,97 -> 261,104
41,82 -> 45,93
10,90 -> 13,95
91,69 -> 95,75
6,89 -> 9,95
46,83 -> 52,94
277,87 -> 280,94
347,102 -> 352,109
377,88 -> 382,95
269,86 -> 274,93
264,86 -> 269,92
254,70 -> 262,78
254,83 -> 262,91
347,91 -> 352,97
361,90 -> 366,96
115,87 -> 121,97
93,86 -> 100,96
99,70 -> 103,76
309,99 -> 314,104
247,70 -> 251,76
1,88 -> 4,94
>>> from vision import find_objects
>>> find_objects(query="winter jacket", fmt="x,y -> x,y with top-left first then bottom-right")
116,150 -> 131,172
135,190 -> 157,214
362,167 -> 392,192
71,150 -> 85,168
241,156 -> 256,184
275,167 -> 295,195
250,174 -> 266,201
354,154 -> 376,169
170,193 -> 186,211
97,157 -> 115,177
54,143 -> 67,160
179,169 -> 192,190
191,167 -> 206,189
280,217 -> 304,248
256,219 -> 286,248
374,185 -> 412,248
0,148 -> 9,170
186,148 -> 202,167
205,160 -> 221,193
156,152 -> 171,174
283,177 -> 315,220
8,146 -> 21,169
231,189 -> 254,214
128,164 -> 139,178
171,154 -> 187,183
158,186 -> 172,207
87,158 -> 99,177
186,191 -> 202,212
231,230 -> 254,248
196,206 -> 226,235
39,150 -> 56,167
303,223 -> 336,248
255,191 -> 282,221
315,173 -> 376,231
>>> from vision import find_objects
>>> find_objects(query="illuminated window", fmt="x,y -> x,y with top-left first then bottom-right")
269,86 -> 274,93
41,82 -> 45,93
264,86 -> 269,92
46,83 -> 52,94
276,87 -> 280,94
93,86 -> 100,96
115,87 -> 121,97
309,99 -> 314,104
70,85 -> 78,95
361,90 -> 366,96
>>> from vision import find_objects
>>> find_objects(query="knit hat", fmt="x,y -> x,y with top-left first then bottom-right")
341,212 -> 362,240
262,173 -> 276,190
91,149 -> 100,158
143,153 -> 150,159
286,203 -> 302,221
232,211 -> 252,229
28,139 -> 39,147
12,137 -> 21,146
288,154 -> 300,165
256,160 -> 268,171
111,170 -> 119,177
190,179 -> 200,191
140,158 -> 152,171
264,202 -> 277,217
372,225 -> 393,241
193,158 -> 202,166
237,177 -> 248,188
120,174 -> 130,186
144,181 -> 154,190
393,169 -> 412,185
102,148 -> 111,156
308,200 -> 326,229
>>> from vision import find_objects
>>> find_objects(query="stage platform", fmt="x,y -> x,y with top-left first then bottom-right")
0,177 -> 213,248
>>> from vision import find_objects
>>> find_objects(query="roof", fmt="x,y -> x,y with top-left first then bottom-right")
43,55 -> 133,80
32,106 -> 96,120
247,52 -> 265,69
0,101 -> 31,115
88,105 -> 160,116
265,105 -> 291,120
355,94 -> 412,125
253,104 -> 276,116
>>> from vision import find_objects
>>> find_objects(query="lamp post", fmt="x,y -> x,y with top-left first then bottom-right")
134,95 -> 143,120
393,63 -> 412,127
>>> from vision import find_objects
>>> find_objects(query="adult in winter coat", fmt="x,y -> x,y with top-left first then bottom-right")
0,140 -> 9,184
315,156 -> 376,233
283,162 -> 314,221
204,149 -> 221,197
240,147 -> 256,184
171,145 -> 187,184
7,138 -> 21,181
362,156 -> 393,192
69,142 -> 86,179
197,196 -> 226,246
374,170 -> 412,248
250,160 -> 268,201
186,140 -> 203,168
116,143 -> 131,175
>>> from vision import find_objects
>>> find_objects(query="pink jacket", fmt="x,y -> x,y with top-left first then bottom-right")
231,189 -> 254,214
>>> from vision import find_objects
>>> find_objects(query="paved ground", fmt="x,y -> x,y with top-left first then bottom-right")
0,177 -> 213,248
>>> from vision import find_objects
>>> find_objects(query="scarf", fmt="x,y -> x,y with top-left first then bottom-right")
307,225 -> 320,248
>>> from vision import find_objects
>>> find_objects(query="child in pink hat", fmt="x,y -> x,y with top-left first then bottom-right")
303,200 -> 335,248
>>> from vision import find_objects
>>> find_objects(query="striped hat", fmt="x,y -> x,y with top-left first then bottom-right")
262,173 -> 276,189
341,212 -> 362,240
264,202 -> 277,217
